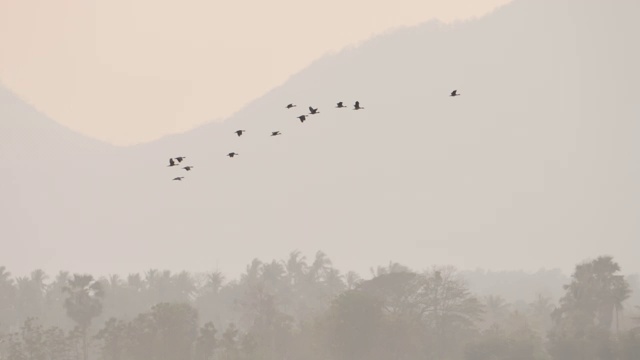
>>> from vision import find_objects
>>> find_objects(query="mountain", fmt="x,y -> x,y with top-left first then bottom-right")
1,0 -> 639,282
0,85 -> 124,268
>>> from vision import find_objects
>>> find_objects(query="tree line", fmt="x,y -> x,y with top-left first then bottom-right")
1,252 -> 639,360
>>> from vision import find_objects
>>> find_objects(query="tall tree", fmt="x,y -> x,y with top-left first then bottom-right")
283,251 -> 307,288
418,267 -> 483,360
323,290 -> 385,360
15,270 -> 48,326
94,318 -> 127,360
481,295 -> 510,329
548,256 -> 631,360
528,294 -> 554,333
219,323 -> 240,360
194,322 -> 217,360
552,256 -> 630,331
63,274 -> 104,360
44,271 -> 71,329
0,266 -> 16,332
151,302 -> 199,360
195,271 -> 226,325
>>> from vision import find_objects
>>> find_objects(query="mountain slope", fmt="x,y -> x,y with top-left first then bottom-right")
0,84 -> 122,267
2,0 -> 639,278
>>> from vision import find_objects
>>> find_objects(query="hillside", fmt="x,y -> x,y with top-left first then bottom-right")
1,0 -> 639,281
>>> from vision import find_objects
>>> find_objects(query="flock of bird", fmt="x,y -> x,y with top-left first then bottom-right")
168,91 -> 460,181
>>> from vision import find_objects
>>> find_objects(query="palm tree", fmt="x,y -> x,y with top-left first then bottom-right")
482,295 -> 510,328
529,294 -> 554,331
553,256 -> 631,332
204,272 -> 225,295
323,268 -> 346,296
241,259 -> 263,288
592,256 -> 631,332
283,251 -> 307,287
369,261 -> 412,277
308,251 -> 332,284
345,271 -> 363,290
63,274 -> 104,360
260,261 -> 285,293
0,266 -> 16,332
43,271 -> 69,328
172,271 -> 197,302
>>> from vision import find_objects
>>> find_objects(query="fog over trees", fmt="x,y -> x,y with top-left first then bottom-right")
1,253 -> 639,360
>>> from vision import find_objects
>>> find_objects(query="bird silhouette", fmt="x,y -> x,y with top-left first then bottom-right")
297,115 -> 307,123
175,156 -> 186,163
235,130 -> 246,136
271,131 -> 282,136
227,152 -> 239,158
450,90 -> 460,97
183,166 -> 194,171
353,101 -> 364,110
168,158 -> 177,167
336,102 -> 346,108
173,177 -> 184,181
286,103 -> 297,109
308,106 -> 319,114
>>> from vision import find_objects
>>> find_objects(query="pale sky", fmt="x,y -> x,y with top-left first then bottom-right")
2,0 -> 639,281
0,0 -> 510,146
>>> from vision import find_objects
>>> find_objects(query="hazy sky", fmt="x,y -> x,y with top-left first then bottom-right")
2,0 -> 638,281
0,0 -> 510,146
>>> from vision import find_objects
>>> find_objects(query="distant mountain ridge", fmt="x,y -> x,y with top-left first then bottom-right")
1,0 -> 638,286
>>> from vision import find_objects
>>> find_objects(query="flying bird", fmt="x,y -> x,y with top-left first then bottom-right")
227,152 -> 239,158
168,158 -> 177,167
271,131 -> 282,136
297,115 -> 307,123
353,101 -> 364,110
450,90 -> 460,97
286,103 -> 297,109
173,177 -> 184,181
235,130 -> 246,137
308,106 -> 319,115
183,166 -> 194,171
336,102 -> 346,108
175,156 -> 186,163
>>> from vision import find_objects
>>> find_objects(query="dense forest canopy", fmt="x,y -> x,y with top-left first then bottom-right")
1,252 -> 639,360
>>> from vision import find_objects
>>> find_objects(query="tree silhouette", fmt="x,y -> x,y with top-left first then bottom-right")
151,302 -> 198,360
219,323 -> 240,360
548,256 -> 630,360
63,274 -> 104,360
194,321 -> 217,360
94,317 -> 127,360
0,266 -> 16,332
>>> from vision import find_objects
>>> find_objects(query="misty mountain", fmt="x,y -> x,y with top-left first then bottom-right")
1,0 -> 638,291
